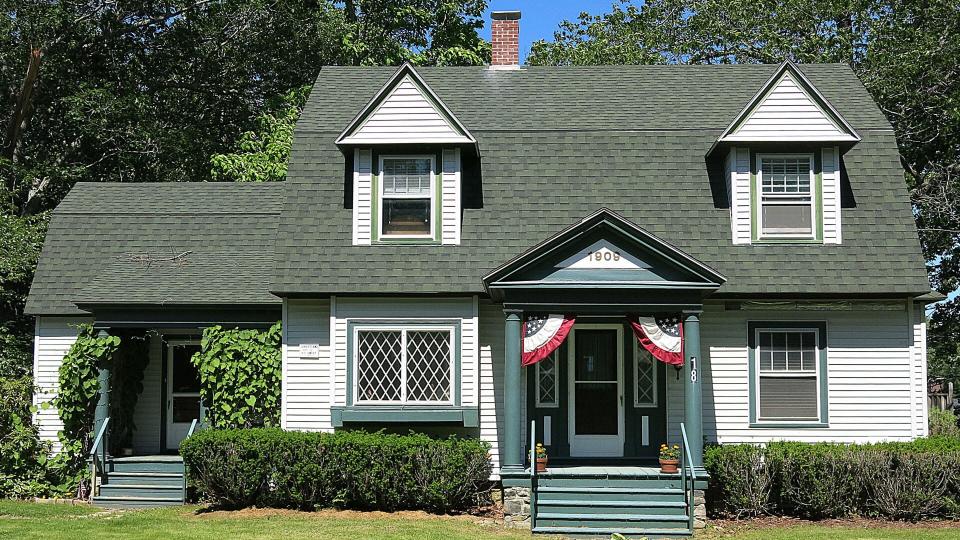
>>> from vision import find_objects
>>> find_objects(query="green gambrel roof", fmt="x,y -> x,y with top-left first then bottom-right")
274,64 -> 928,297
27,64 -> 931,315
25,183 -> 284,315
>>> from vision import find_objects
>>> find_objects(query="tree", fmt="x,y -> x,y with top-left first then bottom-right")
530,0 -> 960,381
0,0 -> 490,377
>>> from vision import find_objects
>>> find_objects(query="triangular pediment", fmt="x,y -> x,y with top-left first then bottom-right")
483,209 -> 726,295
337,63 -> 475,145
718,62 -> 859,144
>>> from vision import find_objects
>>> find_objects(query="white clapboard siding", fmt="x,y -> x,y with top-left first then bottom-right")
130,332 -> 165,453
724,73 -> 851,141
478,300 -> 506,477
33,316 -> 91,452
327,296 -> 479,409
441,148 -> 462,245
821,146 -> 842,244
911,302 -> 929,437
342,76 -> 471,144
352,149 -> 373,245
282,299 -> 333,432
668,303 -> 920,444
727,147 -> 752,245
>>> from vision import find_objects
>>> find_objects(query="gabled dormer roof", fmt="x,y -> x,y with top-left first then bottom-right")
711,61 -> 860,153
336,63 -> 476,146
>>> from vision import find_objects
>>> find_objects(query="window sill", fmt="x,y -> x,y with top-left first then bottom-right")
750,422 -> 829,429
753,238 -> 822,244
331,405 -> 479,427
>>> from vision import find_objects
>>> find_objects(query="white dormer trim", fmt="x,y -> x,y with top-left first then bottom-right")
337,63 -> 476,146
716,62 -> 860,146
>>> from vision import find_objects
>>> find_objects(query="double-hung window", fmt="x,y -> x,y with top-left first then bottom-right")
378,155 -> 436,240
354,326 -> 454,404
757,155 -> 815,238
753,325 -> 824,423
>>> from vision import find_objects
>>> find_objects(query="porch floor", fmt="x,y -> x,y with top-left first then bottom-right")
533,465 -> 680,478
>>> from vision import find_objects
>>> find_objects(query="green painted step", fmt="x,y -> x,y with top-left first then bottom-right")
536,486 -> 685,503
92,496 -> 184,509
535,477 -> 683,489
98,484 -> 183,499
536,500 -> 687,515
532,526 -> 692,539
108,459 -> 184,474
535,512 -> 690,530
105,472 -> 183,487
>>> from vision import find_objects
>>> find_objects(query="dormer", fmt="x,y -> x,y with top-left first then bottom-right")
337,64 -> 476,246
710,62 -> 860,245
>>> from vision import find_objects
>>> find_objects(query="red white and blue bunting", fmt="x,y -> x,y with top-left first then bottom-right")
522,313 -> 575,366
630,315 -> 684,367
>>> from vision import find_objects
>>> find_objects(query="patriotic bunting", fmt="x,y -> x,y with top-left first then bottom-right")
630,315 -> 684,366
522,313 -> 575,366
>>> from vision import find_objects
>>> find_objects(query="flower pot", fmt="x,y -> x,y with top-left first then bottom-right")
535,457 -> 548,473
659,458 -> 679,474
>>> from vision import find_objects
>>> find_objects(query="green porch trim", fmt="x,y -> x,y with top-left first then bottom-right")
345,319 -> 462,407
747,320 -> 829,426
330,405 -> 479,427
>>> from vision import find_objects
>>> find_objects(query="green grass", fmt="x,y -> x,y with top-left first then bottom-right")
1,501 -> 958,540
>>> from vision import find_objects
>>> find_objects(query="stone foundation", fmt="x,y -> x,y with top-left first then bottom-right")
693,489 -> 707,528
501,486 -> 531,527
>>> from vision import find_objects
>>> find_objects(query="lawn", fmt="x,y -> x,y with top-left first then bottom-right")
1,501 -> 959,540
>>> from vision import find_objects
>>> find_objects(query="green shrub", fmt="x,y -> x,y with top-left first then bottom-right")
705,438 -> 960,521
191,323 -> 281,429
180,428 -> 492,513
929,409 -> 960,438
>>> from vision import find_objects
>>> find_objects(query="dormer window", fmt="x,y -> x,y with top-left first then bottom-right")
757,154 -> 815,238
379,155 -> 435,239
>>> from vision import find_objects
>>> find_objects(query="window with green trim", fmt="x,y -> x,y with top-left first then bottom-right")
354,326 -> 454,404
754,327 -> 822,422
757,154 -> 815,238
378,155 -> 436,240
535,352 -> 558,408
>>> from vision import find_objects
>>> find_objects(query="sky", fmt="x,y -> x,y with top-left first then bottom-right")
480,0 -> 617,63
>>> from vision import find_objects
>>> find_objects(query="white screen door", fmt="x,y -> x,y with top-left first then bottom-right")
568,325 -> 624,457
165,342 -> 202,450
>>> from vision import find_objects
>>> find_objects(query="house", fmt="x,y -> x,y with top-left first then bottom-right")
26,10 -> 933,535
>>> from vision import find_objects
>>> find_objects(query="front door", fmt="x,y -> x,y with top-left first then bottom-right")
568,325 -> 624,457
165,342 -> 202,450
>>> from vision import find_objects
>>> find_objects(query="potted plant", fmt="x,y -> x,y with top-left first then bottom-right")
659,443 -> 681,473
535,443 -> 548,473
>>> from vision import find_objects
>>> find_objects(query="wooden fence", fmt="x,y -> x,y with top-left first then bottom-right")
928,380 -> 955,412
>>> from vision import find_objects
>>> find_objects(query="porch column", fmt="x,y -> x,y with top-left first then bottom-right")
683,312 -> 703,469
502,309 -> 523,472
93,329 -> 111,452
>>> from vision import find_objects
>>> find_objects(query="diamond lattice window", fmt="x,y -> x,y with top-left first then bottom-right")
635,349 -> 657,407
536,354 -> 558,407
355,328 -> 453,404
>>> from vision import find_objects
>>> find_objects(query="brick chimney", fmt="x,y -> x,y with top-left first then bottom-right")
491,11 -> 521,67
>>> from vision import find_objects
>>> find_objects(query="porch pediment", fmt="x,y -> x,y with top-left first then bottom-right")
483,209 -> 725,304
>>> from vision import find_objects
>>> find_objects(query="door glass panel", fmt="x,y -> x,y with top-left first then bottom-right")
574,329 -> 619,435
575,383 -> 618,434
172,396 -> 201,423
172,345 -> 201,393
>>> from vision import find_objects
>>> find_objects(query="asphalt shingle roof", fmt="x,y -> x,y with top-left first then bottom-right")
274,64 -> 929,297
25,183 -> 284,315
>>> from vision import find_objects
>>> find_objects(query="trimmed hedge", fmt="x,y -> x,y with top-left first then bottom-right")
180,428 -> 492,513
704,438 -> 960,520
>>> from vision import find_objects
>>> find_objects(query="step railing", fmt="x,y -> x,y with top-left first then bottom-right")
182,418 -> 200,501
679,422 -> 695,531
529,419 -> 538,530
89,417 -> 111,497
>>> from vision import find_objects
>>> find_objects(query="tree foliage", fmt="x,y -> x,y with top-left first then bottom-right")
191,322 -> 282,429
530,0 -> 960,380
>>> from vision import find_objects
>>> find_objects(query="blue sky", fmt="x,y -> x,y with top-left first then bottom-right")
480,1 -> 617,63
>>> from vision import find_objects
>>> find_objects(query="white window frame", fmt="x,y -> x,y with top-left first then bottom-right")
632,340 -> 658,408
535,351 -> 559,408
756,153 -> 817,239
754,326 -> 821,422
352,324 -> 456,405
377,154 -> 437,240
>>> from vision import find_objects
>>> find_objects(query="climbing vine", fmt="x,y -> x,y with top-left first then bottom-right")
191,322 -> 282,429
109,330 -> 151,452
52,324 -> 120,470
